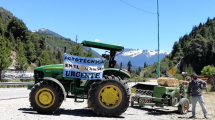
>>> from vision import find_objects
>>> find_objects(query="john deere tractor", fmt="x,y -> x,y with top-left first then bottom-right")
28,40 -> 131,117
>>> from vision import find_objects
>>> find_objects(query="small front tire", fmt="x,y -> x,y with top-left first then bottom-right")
178,98 -> 190,114
29,81 -> 63,114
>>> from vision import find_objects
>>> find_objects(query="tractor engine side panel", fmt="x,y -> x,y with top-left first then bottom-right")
152,86 -> 180,103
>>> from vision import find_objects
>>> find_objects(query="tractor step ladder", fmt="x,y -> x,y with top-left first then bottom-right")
74,94 -> 85,103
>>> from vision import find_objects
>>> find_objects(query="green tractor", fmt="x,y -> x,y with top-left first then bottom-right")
28,40 -> 131,117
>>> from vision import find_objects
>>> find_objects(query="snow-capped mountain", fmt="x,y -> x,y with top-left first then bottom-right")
32,28 -> 65,38
115,48 -> 170,67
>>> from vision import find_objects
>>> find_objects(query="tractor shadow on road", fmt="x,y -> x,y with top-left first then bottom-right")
130,106 -> 180,115
130,106 -> 193,119
18,107 -> 125,118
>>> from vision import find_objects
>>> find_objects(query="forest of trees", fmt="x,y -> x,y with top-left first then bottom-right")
143,17 -> 215,78
167,17 -> 215,74
1,6 -> 215,81
0,7 -> 95,81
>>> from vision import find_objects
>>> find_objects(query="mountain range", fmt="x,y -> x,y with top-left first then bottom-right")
32,28 -> 101,58
32,28 -> 65,38
115,48 -> 169,67
33,28 -> 169,68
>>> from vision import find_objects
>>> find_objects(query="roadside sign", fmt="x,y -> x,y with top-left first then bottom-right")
168,68 -> 177,75
1,70 -> 34,79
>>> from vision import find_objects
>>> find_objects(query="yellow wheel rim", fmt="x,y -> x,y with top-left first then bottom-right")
98,85 -> 122,109
183,102 -> 189,112
35,88 -> 55,108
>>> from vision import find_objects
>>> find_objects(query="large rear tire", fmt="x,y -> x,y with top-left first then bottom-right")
29,81 -> 64,114
88,75 -> 130,117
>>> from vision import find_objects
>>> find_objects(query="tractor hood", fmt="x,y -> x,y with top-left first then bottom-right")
35,64 -> 64,71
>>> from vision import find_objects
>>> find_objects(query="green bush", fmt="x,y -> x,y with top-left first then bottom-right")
174,73 -> 184,80
201,65 -> 215,75
128,76 -> 146,82
185,65 -> 195,75
144,71 -> 156,78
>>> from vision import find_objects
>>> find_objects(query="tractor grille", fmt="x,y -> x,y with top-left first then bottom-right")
135,89 -> 153,96
34,70 -> 44,83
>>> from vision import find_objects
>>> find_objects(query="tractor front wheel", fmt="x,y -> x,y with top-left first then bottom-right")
88,75 -> 130,117
29,81 -> 64,114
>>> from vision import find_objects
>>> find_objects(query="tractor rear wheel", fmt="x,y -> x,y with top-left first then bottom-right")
88,75 -> 130,117
29,81 -> 64,114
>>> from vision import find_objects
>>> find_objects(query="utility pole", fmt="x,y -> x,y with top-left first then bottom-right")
75,34 -> 78,43
157,0 -> 160,78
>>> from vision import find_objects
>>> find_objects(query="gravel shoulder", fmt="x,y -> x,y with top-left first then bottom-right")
0,91 -> 214,120
0,83 -> 214,120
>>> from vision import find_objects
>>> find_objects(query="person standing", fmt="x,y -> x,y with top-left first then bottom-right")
187,73 -> 208,119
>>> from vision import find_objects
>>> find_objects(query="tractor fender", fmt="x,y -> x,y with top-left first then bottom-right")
103,68 -> 131,79
179,98 -> 190,105
43,77 -> 67,101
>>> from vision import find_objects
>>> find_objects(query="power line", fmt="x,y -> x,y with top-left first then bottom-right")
119,0 -> 157,14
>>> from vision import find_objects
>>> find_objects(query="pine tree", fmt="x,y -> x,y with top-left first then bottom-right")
70,43 -> 83,56
57,49 -> 63,63
85,48 -> 93,57
0,16 -> 6,36
7,17 -> 28,43
7,32 -> 16,50
127,61 -> 132,73
15,39 -> 28,70
25,40 -> 36,63
38,50 -> 52,66
144,62 -> 148,68
0,37 -> 12,81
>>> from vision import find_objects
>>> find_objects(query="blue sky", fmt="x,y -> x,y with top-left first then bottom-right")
1,0 -> 215,54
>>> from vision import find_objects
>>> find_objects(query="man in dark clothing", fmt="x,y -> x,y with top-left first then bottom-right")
187,74 -> 208,119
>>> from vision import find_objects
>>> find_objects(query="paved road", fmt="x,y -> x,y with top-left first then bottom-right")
0,88 -> 30,100
0,82 -> 201,120
0,82 -> 151,100
0,97 -> 193,120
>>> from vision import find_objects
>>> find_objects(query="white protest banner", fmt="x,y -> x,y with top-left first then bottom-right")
63,54 -> 104,80
1,70 -> 34,79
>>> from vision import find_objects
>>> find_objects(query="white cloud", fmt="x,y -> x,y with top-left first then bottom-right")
94,39 -> 100,42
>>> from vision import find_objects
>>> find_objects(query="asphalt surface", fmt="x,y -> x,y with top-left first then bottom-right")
0,82 -> 151,100
0,82 -> 210,120
0,97 -> 193,120
0,88 -> 30,100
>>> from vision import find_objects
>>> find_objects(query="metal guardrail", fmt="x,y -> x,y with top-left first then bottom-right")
0,82 -> 34,86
